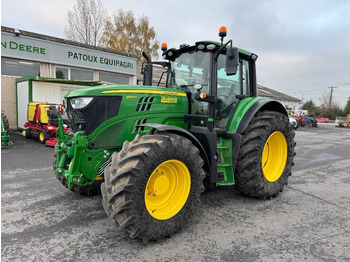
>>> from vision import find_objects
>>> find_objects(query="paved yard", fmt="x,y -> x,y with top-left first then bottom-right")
1,123 -> 350,261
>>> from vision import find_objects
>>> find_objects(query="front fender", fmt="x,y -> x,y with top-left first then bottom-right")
138,123 -> 210,175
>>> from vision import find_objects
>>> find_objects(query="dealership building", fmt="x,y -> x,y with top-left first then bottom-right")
1,26 -> 137,128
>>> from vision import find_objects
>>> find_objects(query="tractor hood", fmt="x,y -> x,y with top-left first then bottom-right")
65,85 -> 189,138
65,85 -> 187,98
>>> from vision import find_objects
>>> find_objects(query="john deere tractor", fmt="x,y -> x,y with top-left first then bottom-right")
54,27 -> 295,242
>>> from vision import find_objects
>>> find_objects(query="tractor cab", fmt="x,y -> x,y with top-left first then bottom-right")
140,27 -> 261,184
142,27 -> 258,134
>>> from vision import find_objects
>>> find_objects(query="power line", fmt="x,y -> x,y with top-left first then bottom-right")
286,82 -> 350,95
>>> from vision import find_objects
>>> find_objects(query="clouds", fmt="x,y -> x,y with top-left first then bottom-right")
2,0 -> 349,106
2,0 -> 72,36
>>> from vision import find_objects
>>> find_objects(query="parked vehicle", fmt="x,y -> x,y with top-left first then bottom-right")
308,115 -> 318,127
289,116 -> 299,129
295,114 -> 317,127
335,116 -> 350,127
316,117 -> 329,123
24,102 -> 69,146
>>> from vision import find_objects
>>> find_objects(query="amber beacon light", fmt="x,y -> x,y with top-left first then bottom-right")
219,26 -> 227,38
161,42 -> 168,51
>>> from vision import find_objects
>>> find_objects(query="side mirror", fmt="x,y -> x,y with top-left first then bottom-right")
226,47 -> 239,76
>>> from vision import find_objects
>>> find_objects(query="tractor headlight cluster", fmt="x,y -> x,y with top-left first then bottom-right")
196,42 -> 220,51
70,97 -> 93,109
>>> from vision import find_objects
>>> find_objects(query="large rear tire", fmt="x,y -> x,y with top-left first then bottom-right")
101,133 -> 205,242
234,111 -> 295,198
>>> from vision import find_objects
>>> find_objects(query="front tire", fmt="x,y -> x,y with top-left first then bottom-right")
38,129 -> 49,144
234,111 -> 295,198
101,133 -> 205,242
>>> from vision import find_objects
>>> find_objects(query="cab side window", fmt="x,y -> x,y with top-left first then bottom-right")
242,60 -> 251,96
215,54 -> 252,128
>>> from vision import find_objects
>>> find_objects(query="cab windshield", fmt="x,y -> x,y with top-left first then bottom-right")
167,50 -> 210,90
167,50 -> 211,114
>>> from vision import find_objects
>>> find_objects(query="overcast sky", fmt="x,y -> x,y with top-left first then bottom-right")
2,0 -> 350,107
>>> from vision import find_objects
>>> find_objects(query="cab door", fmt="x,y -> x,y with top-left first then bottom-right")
215,53 -> 253,129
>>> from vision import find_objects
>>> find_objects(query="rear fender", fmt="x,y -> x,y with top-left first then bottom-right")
236,100 -> 287,134
228,98 -> 288,134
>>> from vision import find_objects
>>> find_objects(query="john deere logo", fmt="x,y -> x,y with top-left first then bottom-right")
161,97 -> 177,103
1,40 -> 46,54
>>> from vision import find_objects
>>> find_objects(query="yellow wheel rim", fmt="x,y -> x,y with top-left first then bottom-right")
145,160 -> 191,220
39,132 -> 45,142
261,131 -> 288,182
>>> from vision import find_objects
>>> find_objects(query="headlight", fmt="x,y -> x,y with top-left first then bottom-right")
70,97 -> 93,109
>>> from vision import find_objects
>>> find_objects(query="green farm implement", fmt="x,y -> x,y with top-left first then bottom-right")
1,112 -> 10,148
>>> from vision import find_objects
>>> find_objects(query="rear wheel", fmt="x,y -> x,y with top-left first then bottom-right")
101,133 -> 205,242
234,111 -> 295,198
25,128 -> 31,139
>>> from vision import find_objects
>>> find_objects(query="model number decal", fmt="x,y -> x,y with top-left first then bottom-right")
161,97 -> 178,103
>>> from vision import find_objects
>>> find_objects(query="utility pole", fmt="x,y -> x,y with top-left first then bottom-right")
328,86 -> 338,109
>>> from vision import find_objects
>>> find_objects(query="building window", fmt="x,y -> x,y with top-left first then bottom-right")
99,72 -> 129,84
71,68 -> 93,80
55,67 -> 69,79
1,58 -> 41,77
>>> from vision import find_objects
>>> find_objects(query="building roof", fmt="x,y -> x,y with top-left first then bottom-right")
258,84 -> 301,102
1,26 -> 136,58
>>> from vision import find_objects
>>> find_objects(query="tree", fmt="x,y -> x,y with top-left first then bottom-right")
343,97 -> 350,115
100,9 -> 159,59
318,92 -> 342,119
64,0 -> 107,46
301,99 -> 316,114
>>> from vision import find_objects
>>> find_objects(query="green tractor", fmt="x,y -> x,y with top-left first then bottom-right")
54,27 -> 295,242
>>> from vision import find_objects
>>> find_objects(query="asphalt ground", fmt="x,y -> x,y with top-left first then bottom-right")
1,123 -> 350,262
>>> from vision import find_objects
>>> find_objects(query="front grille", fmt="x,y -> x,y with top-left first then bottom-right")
67,96 -> 122,135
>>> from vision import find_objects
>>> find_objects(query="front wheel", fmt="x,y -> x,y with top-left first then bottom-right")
38,129 -> 49,144
234,111 -> 296,198
101,133 -> 205,242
